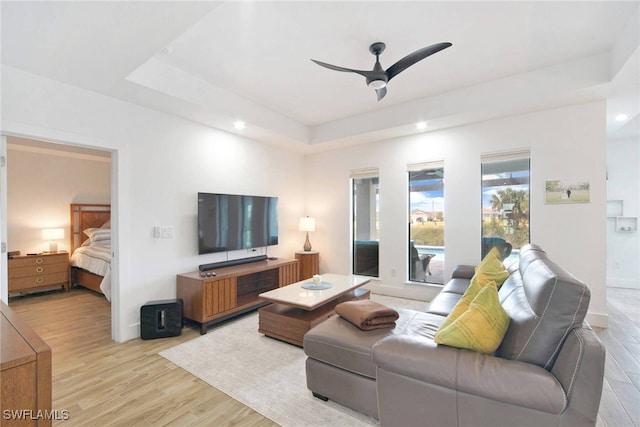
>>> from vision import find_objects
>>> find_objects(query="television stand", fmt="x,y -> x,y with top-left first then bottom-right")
177,258 -> 299,334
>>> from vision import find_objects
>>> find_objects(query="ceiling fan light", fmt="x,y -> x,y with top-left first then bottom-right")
368,79 -> 386,90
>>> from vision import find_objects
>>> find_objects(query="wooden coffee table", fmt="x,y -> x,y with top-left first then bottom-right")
258,274 -> 370,346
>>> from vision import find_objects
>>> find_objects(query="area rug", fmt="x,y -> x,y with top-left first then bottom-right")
160,312 -> 378,426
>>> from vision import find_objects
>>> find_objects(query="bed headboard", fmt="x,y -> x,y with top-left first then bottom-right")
70,204 -> 111,252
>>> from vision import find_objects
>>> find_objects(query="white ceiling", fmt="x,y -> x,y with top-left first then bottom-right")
2,1 -> 639,152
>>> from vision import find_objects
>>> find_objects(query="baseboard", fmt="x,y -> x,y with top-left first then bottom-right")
121,322 -> 140,342
586,311 -> 608,329
606,278 -> 640,289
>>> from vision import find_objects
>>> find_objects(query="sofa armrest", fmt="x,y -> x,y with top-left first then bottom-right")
451,265 -> 475,280
372,334 -> 566,414
550,325 -> 605,422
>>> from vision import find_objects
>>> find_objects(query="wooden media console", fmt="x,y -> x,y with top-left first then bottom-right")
177,258 -> 299,334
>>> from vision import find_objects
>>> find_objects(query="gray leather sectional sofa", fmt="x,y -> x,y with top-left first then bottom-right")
303,244 -> 605,426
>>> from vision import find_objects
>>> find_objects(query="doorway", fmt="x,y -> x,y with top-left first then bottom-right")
1,134 -> 118,340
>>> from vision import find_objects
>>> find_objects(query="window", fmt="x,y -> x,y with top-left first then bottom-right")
408,162 -> 444,284
352,169 -> 379,277
481,151 -> 530,263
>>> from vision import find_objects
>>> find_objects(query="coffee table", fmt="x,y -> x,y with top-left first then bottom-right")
258,274 -> 370,346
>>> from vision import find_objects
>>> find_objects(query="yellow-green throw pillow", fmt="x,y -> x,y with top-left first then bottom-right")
437,279 -> 483,331
434,281 -> 510,354
437,247 -> 509,331
471,246 -> 510,289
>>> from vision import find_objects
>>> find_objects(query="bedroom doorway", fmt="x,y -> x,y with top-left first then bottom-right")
1,134 -> 118,339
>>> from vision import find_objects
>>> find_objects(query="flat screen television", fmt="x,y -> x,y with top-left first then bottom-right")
198,192 -> 278,254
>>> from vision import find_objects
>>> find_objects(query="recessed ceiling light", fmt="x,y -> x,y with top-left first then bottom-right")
233,120 -> 246,130
416,121 -> 427,130
614,114 -> 628,122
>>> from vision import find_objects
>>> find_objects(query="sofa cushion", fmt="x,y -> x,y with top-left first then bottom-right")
496,244 -> 590,369
440,277 -> 471,295
434,281 -> 510,354
426,291 -> 464,317
304,308 -> 443,379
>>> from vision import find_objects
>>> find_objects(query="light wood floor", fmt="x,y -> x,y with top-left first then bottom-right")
8,286 -> 640,427
9,288 -> 276,427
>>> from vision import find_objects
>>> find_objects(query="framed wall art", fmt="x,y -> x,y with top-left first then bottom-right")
544,179 -> 590,204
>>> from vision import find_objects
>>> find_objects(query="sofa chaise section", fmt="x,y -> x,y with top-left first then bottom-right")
304,244 -> 606,426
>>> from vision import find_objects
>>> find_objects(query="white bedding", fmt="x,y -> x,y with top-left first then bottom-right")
70,245 -> 112,301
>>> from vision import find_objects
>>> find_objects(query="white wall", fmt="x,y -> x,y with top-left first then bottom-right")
6,144 -> 111,254
607,136 -> 640,289
2,66 -> 305,341
0,65 -> 610,337
305,102 -> 608,327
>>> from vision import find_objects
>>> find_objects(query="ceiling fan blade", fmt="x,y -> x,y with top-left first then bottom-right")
311,59 -> 374,79
385,42 -> 452,81
375,86 -> 387,101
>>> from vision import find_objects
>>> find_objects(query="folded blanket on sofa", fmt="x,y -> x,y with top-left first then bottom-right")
335,300 -> 399,331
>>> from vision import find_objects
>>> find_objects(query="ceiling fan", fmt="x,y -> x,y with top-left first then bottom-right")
311,41 -> 452,101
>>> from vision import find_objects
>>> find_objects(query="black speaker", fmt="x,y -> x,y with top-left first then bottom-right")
140,299 -> 183,340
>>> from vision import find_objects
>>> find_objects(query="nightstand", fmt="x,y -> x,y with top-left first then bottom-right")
8,252 -> 69,294
295,250 -> 319,281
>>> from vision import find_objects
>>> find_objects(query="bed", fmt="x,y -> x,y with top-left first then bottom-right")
69,203 -> 112,301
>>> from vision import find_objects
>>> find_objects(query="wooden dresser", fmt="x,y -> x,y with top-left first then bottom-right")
8,253 -> 69,295
1,300 -> 52,426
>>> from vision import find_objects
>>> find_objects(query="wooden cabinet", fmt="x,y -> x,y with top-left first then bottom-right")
177,258 -> 299,334
8,253 -> 69,294
295,250 -> 319,281
1,301 -> 52,426
202,277 -> 237,318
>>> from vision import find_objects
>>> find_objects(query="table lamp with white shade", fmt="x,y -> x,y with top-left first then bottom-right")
298,216 -> 316,251
42,228 -> 64,252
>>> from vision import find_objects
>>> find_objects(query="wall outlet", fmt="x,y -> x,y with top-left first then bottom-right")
160,226 -> 174,238
154,226 -> 174,238
391,268 -> 397,277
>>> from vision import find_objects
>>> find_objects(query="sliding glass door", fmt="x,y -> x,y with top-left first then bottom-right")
408,162 -> 444,284
352,171 -> 380,277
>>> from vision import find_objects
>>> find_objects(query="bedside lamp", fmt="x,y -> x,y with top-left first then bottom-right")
298,216 -> 316,251
42,228 -> 64,253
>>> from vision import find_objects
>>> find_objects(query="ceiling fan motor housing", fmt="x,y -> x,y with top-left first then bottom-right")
367,44 -> 388,87
311,40 -> 452,100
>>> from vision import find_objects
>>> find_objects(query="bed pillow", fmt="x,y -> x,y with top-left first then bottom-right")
83,228 -> 111,244
434,281 -> 510,354
100,219 -> 111,229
